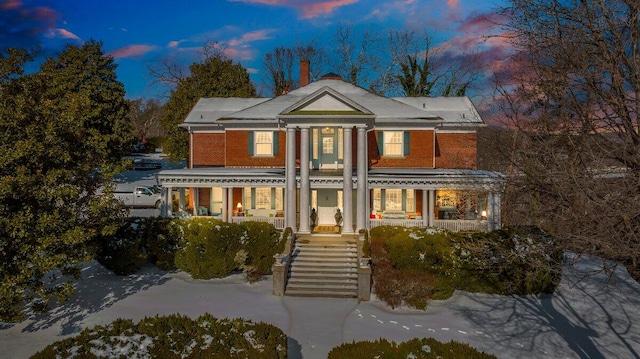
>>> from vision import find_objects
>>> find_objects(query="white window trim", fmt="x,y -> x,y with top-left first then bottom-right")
254,131 -> 273,156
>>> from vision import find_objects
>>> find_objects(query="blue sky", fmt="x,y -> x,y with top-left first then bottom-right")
1,0 -> 508,100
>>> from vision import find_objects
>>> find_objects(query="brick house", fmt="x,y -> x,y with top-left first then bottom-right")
158,64 -> 504,234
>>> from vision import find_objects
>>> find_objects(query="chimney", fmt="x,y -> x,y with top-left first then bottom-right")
300,59 -> 310,87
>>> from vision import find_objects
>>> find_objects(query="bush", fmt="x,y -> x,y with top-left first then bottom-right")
369,225 -> 562,309
142,217 -> 180,270
93,217 -> 181,275
174,219 -> 283,281
94,217 -> 148,275
239,221 -> 286,282
174,218 -> 243,279
328,337 -> 496,358
31,313 -> 287,359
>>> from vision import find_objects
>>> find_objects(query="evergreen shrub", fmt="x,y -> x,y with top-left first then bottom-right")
94,217 -> 181,275
94,217 -> 148,275
327,337 -> 496,358
174,218 -> 283,281
174,218 -> 243,279
31,313 -> 287,359
239,221 -> 286,282
369,225 -> 561,309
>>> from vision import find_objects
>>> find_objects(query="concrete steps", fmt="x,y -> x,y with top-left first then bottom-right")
285,235 -> 359,298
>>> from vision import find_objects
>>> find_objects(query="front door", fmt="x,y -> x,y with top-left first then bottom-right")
314,189 -> 342,226
320,128 -> 337,169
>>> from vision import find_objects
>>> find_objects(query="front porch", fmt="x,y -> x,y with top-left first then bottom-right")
157,168 -> 504,233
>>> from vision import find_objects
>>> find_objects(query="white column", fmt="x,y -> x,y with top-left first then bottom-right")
227,187 -> 234,222
428,190 -> 435,227
342,127 -> 353,234
493,192 -> 501,230
192,188 -> 199,216
222,188 -> 228,222
422,190 -> 428,227
161,186 -> 171,217
178,188 -> 185,211
285,127 -> 297,230
356,127 -> 367,232
299,128 -> 311,233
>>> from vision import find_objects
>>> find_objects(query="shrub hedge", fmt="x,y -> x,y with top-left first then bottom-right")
369,226 -> 562,309
93,217 -> 285,281
328,338 -> 496,358
94,217 -> 180,275
31,313 -> 287,359
174,218 -> 285,282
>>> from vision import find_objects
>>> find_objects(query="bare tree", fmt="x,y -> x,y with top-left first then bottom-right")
263,46 -> 295,96
127,98 -> 165,141
147,39 -> 229,92
494,0 -> 640,277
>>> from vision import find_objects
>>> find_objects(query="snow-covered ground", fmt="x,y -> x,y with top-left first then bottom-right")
2,254 -> 639,359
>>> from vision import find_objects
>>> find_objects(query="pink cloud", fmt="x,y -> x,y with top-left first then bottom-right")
51,28 -> 80,41
447,0 -> 458,9
228,29 -> 272,46
2,0 -> 21,10
458,11 -> 506,34
298,0 -> 358,19
167,40 -> 185,48
108,44 -> 157,59
231,0 -> 357,19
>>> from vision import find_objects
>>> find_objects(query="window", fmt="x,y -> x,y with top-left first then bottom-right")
255,131 -> 273,156
211,187 -> 222,215
243,188 -> 284,210
406,189 -> 415,212
255,188 -> 271,209
379,131 -> 409,156
373,189 -> 382,212
385,189 -> 402,210
373,189 -> 415,212
385,132 -> 402,156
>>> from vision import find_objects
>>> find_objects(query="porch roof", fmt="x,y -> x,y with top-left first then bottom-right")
157,167 -> 505,191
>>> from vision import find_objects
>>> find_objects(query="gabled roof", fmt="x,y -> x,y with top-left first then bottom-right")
222,79 -> 437,121
181,78 -> 484,127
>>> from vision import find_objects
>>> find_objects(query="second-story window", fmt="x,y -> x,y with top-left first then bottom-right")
255,131 -> 273,156
379,131 -> 409,157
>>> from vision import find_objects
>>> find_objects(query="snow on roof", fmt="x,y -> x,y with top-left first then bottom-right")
182,79 -> 484,126
392,97 -> 484,125
184,98 -> 271,124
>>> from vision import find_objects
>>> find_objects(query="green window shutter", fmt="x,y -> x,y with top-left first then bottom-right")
273,131 -> 279,155
271,188 -> 276,210
404,131 -> 410,155
402,189 -> 406,211
377,132 -> 384,155
248,131 -> 254,156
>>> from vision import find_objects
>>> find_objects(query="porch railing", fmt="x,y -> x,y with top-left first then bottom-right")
231,216 -> 285,230
369,218 -> 424,228
369,218 -> 488,232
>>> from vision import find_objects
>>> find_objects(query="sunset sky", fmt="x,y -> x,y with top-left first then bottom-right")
1,0 -> 508,100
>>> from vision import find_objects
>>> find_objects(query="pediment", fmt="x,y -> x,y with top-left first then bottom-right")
280,87 -> 373,116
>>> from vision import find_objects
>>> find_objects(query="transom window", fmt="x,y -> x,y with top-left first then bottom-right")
384,131 -> 403,156
255,131 -> 273,156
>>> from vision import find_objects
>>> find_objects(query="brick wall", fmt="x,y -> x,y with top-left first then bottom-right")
192,133 -> 225,167
369,130 -> 435,168
225,130 -> 286,167
434,132 -> 477,169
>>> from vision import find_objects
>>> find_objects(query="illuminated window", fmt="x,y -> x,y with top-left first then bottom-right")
385,189 -> 402,210
255,131 -> 273,156
384,131 -> 403,156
